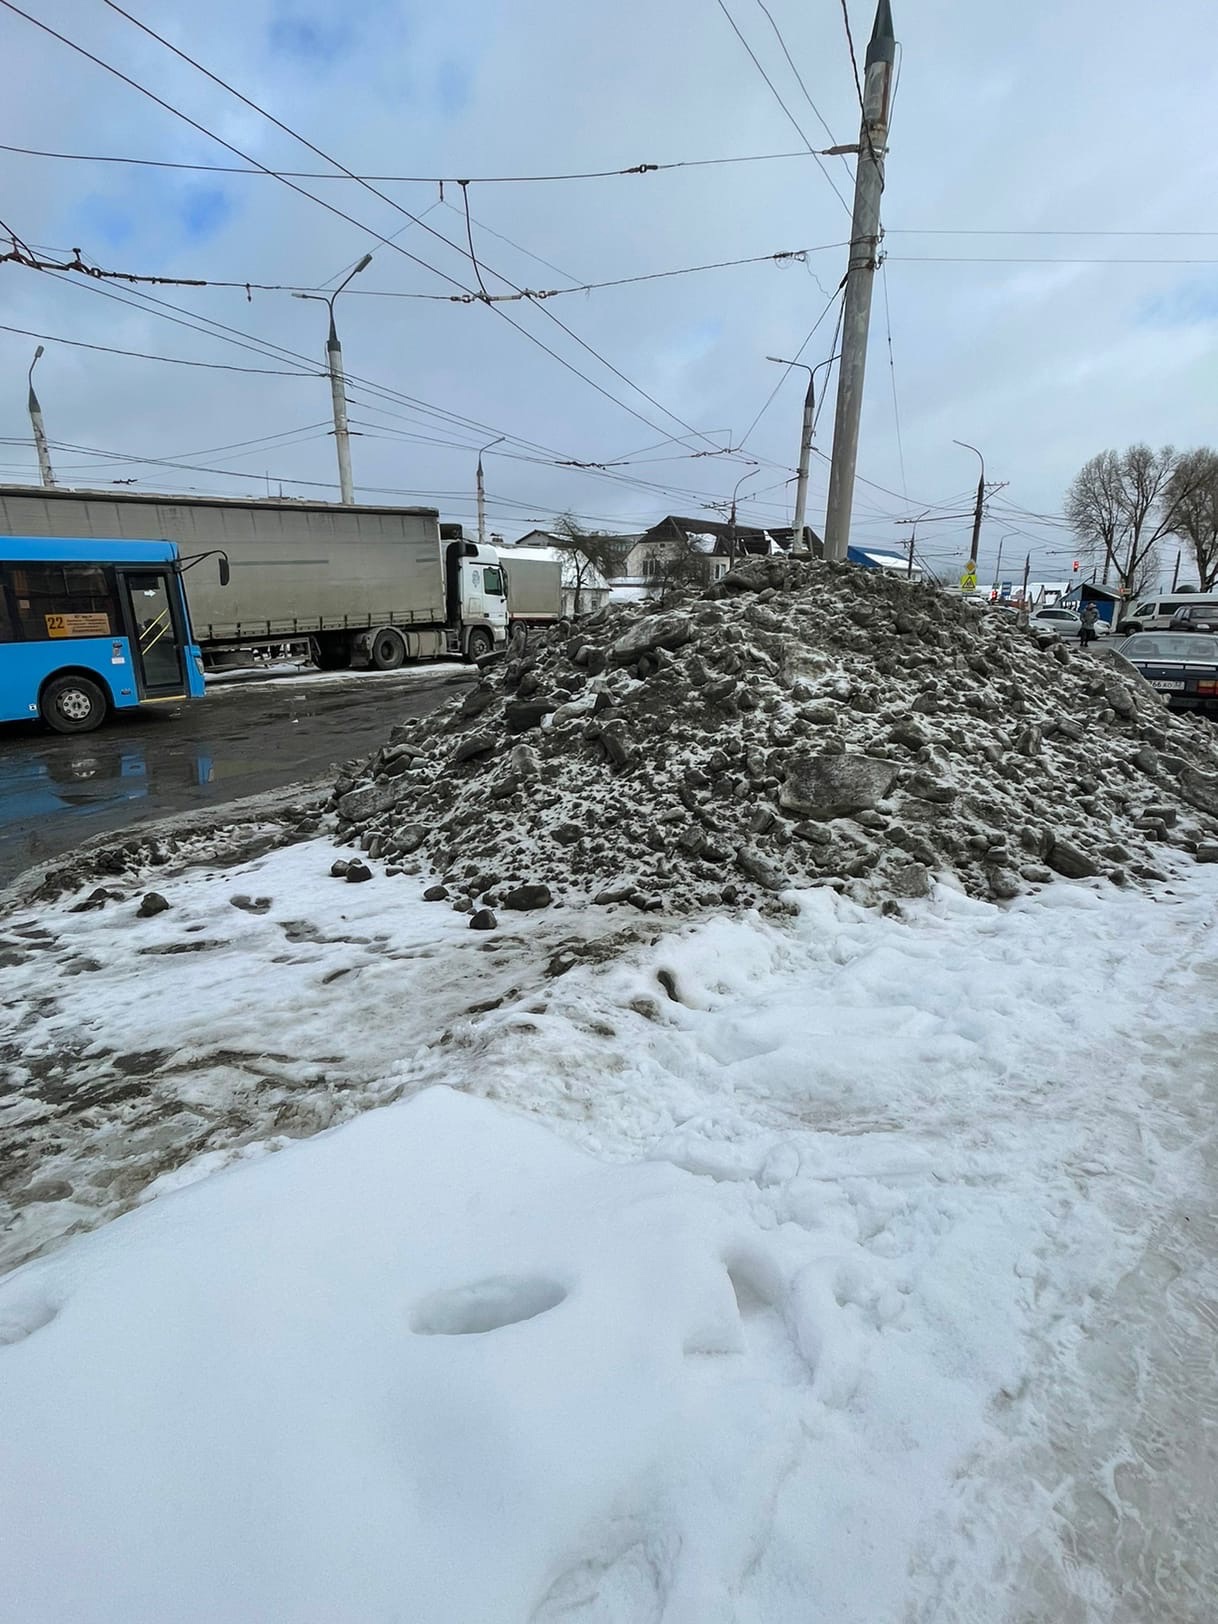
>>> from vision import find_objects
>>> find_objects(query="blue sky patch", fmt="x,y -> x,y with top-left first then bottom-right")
75,195 -> 137,250
436,58 -> 471,116
1137,279 -> 1218,326
268,13 -> 355,65
178,187 -> 233,242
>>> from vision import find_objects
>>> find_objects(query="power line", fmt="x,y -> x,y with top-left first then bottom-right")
96,0 -> 735,456
0,320 -> 323,375
18,214 -> 772,515
879,261 -> 907,496
712,0 -> 852,215
812,297 -> 845,435
0,138 -> 819,185
2,1 -> 727,457
4,232 -> 844,305
439,197 -> 583,288
838,0 -> 866,116
886,226 -> 1218,238
751,0 -> 845,153
889,254 -> 1218,266
738,281 -> 845,446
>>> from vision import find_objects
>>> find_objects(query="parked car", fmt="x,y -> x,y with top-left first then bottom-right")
1027,606 -> 1108,637
1113,631 -> 1218,712
1118,591 -> 1218,635
1169,603 -> 1218,634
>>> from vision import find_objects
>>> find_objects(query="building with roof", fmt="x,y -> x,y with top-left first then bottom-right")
846,544 -> 922,581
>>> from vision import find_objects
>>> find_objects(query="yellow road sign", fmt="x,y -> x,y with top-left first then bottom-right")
960,570 -> 977,592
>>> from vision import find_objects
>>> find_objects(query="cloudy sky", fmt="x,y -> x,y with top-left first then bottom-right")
1,0 -> 1215,584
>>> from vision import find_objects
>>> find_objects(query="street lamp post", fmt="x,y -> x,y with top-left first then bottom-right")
993,532 -> 1017,599
766,353 -> 840,549
27,346 -> 55,488
727,464 -> 762,563
293,253 -> 372,504
476,437 -> 504,548
953,438 -> 986,570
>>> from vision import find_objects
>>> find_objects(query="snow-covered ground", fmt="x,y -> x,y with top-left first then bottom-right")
2,841 -> 1216,1621
206,658 -> 471,690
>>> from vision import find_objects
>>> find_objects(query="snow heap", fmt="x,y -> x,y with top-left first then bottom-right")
330,557 -> 1218,916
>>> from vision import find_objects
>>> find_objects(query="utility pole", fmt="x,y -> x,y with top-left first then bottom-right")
766,352 -> 839,549
1171,550 -> 1181,591
954,439 -> 986,571
823,0 -> 896,563
993,531 -> 1017,599
906,526 -> 916,578
293,252 -> 372,505
27,346 -> 55,488
727,465 -> 761,562
477,436 -> 504,548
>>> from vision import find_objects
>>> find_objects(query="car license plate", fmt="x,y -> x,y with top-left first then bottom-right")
1151,679 -> 1186,691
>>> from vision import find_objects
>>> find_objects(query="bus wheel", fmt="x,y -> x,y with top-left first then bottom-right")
371,627 -> 407,670
41,674 -> 107,734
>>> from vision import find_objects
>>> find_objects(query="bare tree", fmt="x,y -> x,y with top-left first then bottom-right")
550,513 -> 620,617
1166,448 -> 1218,590
1065,444 -> 1187,595
642,532 -> 707,604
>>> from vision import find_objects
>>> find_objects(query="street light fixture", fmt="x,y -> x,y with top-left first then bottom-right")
293,252 -> 374,504
767,352 -> 840,549
27,345 -> 55,488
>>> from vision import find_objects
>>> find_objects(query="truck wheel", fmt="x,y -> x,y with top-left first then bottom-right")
371,628 -> 407,670
466,628 -> 494,662
41,674 -> 107,734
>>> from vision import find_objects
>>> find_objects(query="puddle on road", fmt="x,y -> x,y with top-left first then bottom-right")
0,745 -> 234,827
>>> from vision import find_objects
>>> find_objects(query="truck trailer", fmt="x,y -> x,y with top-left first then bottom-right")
0,488 -> 552,670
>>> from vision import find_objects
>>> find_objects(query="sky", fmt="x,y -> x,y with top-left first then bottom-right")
1,0 -> 1216,585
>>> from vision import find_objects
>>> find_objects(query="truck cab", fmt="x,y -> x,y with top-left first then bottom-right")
445,541 -> 508,659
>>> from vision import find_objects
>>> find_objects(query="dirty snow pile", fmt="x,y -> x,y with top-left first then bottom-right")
330,557 -> 1218,917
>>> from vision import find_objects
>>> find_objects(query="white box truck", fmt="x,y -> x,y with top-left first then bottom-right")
0,488 -> 557,670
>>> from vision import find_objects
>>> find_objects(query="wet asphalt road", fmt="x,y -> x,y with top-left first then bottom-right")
0,665 -> 473,887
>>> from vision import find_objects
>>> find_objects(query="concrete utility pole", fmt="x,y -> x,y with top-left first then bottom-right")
766,352 -> 839,549
823,0 -> 896,562
293,253 -> 372,504
993,532 -> 1017,597
954,439 -> 986,569
477,437 -> 504,547
27,346 -> 55,488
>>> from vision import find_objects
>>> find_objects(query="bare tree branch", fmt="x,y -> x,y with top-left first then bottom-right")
1065,444 -> 1187,595
1166,448 -> 1218,590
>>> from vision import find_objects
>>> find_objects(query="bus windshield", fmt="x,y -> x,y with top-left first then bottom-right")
0,540 -> 205,734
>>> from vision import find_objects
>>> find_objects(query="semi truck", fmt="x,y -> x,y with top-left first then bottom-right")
0,488 -> 561,671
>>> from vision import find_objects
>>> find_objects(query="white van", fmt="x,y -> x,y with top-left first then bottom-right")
1119,591 -> 1218,633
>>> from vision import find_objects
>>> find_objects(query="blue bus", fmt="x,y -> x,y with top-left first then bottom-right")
0,537 -> 224,733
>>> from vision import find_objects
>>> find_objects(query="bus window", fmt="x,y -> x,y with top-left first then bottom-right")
7,562 -> 119,640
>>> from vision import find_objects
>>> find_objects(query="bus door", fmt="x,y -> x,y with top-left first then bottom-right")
115,569 -> 188,698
